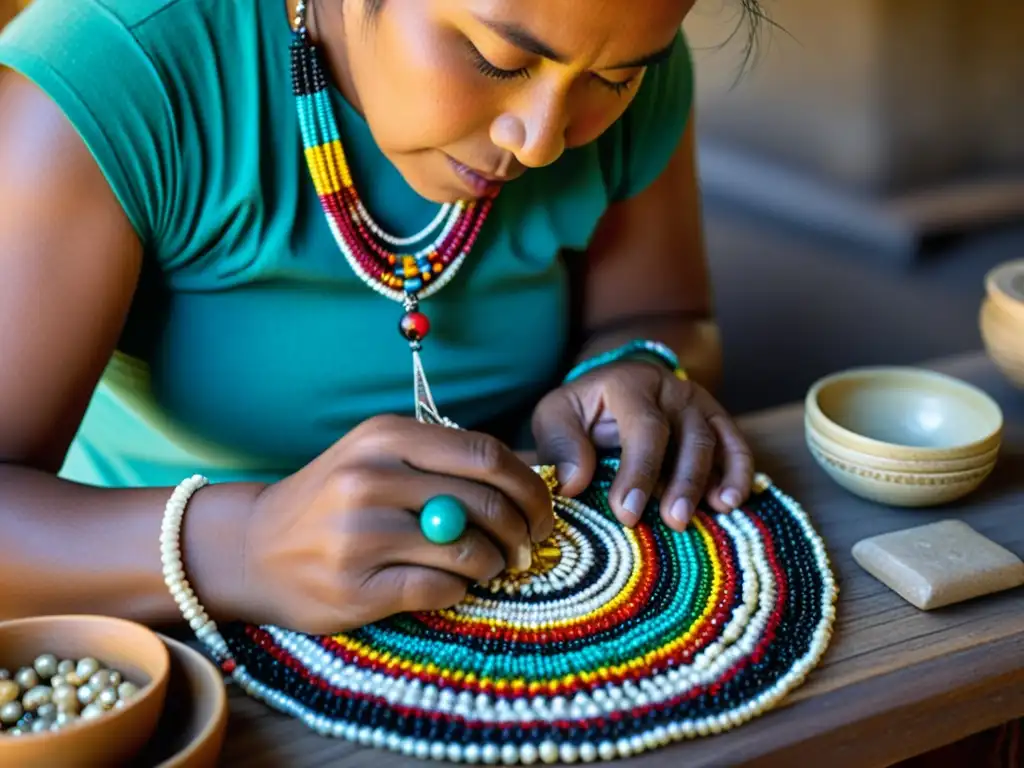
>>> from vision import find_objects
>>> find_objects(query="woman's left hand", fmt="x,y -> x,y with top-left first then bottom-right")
531,360 -> 755,531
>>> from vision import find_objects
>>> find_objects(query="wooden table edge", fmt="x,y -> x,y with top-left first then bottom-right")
627,632 -> 1024,768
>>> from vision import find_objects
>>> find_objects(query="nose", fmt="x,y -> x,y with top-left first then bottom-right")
490,89 -> 568,169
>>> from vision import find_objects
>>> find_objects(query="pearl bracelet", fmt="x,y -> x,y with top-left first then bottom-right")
159,474 -> 235,670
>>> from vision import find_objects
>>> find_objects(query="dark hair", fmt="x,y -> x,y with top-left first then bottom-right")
734,0 -> 776,76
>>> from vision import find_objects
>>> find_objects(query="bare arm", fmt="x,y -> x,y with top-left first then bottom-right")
579,108 -> 723,392
0,71 -> 255,624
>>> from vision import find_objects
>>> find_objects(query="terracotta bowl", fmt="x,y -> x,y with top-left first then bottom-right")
0,615 -> 170,768
129,634 -> 228,768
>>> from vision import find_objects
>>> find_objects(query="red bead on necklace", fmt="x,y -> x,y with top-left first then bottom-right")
399,311 -> 431,343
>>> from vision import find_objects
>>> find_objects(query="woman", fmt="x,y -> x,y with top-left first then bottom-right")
0,0 -> 755,634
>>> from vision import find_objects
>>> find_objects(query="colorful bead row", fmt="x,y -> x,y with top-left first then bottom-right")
213,458 -> 838,763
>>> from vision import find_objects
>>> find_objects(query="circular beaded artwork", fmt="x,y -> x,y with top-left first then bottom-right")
208,457 -> 838,764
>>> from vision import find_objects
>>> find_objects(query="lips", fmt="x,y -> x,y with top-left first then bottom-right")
446,155 -> 516,198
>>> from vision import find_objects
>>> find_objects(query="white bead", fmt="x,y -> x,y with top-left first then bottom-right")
446,743 -> 463,763
538,740 -> 559,764
429,741 -> 446,761
500,743 -> 518,765
559,743 -> 578,763
519,743 -> 539,765
615,738 -> 632,758
481,743 -> 500,764
182,605 -> 203,621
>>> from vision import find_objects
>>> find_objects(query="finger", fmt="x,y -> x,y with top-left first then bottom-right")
359,507 -> 507,585
660,408 -> 717,532
607,393 -> 671,528
363,566 -> 470,616
531,391 -> 597,499
705,411 -> 755,514
337,465 -> 533,571
364,416 -> 555,542
702,467 -> 724,509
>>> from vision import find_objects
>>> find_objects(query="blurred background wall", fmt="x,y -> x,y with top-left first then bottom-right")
683,0 -> 1024,411
684,0 -> 1024,251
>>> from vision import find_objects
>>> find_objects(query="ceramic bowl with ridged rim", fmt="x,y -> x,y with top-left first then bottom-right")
0,615 -> 170,768
806,438 -> 996,507
805,419 -> 1000,474
805,367 -> 1003,463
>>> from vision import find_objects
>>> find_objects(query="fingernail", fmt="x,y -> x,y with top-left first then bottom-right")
721,489 -> 742,508
511,543 -> 533,573
556,463 -> 578,486
670,498 -> 693,525
624,488 -> 647,518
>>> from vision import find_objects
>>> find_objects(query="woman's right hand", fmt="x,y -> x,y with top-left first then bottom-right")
231,414 -> 555,635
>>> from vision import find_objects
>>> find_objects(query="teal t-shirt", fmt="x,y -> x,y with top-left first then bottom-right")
0,0 -> 693,488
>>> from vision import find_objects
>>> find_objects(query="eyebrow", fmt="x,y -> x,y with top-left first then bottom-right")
476,18 -> 677,70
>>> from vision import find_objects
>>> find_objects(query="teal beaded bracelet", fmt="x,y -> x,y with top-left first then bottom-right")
564,339 -> 687,384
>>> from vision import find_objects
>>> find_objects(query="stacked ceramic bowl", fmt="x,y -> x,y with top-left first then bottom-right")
805,367 -> 1003,507
980,259 -> 1024,388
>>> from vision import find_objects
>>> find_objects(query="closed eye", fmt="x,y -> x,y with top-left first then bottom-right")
593,73 -> 638,95
465,40 -> 531,81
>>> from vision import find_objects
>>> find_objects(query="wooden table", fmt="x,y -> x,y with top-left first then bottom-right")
218,352 -> 1024,767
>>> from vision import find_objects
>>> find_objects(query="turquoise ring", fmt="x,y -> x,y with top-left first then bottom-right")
420,495 -> 468,545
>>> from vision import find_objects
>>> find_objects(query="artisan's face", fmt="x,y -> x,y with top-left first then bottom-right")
311,0 -> 692,203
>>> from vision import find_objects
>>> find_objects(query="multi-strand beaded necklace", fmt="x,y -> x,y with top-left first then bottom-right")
290,0 -> 495,425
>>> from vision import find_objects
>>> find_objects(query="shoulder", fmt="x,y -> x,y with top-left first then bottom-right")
597,30 -> 695,202
0,0 -> 266,250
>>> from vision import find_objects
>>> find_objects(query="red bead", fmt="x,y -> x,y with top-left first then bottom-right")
399,311 -> 431,342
